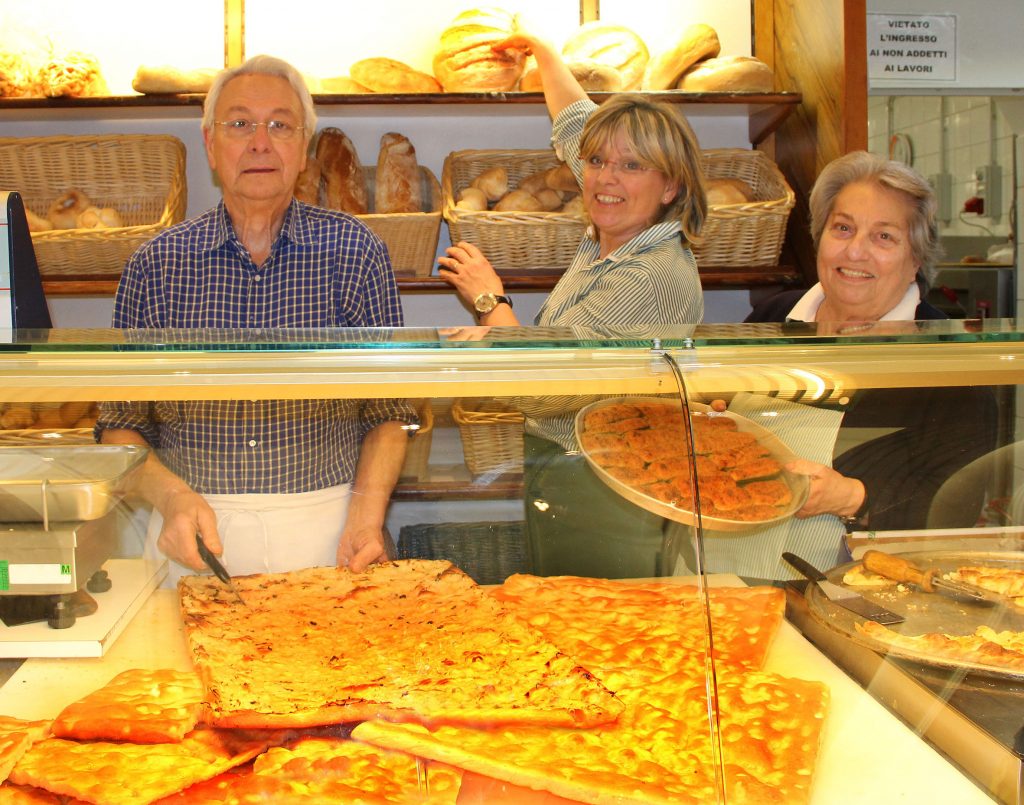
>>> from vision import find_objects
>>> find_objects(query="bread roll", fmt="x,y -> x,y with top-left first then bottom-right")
470,167 -> 508,202
455,187 -> 489,211
432,8 -> 524,92
677,56 -> 774,93
59,401 -> 92,428
534,188 -> 563,211
560,195 -> 585,217
494,189 -> 544,212
518,170 -> 550,196
319,76 -> 371,94
0,52 -> 36,98
316,128 -> 369,214
132,65 -> 218,94
641,23 -> 720,91
76,206 -> 124,228
0,404 -> 35,429
294,156 -> 322,205
562,22 -> 649,91
706,177 -> 755,206
518,66 -> 542,93
24,208 -> 51,232
48,189 -> 91,230
350,58 -> 442,94
375,132 -> 421,213
545,163 -> 579,193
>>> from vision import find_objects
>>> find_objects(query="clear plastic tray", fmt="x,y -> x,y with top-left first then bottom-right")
0,445 -> 148,523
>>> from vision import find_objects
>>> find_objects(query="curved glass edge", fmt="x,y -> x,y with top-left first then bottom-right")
0,318 -> 1022,353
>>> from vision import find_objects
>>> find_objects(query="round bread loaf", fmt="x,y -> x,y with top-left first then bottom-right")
706,177 -> 755,206
520,60 -> 622,93
677,56 -> 773,92
562,22 -> 649,91
319,76 -> 370,94
433,7 -> 524,92
350,58 -> 441,94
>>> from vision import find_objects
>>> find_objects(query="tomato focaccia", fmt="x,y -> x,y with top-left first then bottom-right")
354,576 -> 829,805
52,668 -> 204,744
857,620 -> 1024,671
156,737 -> 462,804
0,717 -> 51,784
179,560 -> 623,730
8,728 -> 281,805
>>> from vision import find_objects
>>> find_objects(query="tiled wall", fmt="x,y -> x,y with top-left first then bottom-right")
867,96 -> 1015,239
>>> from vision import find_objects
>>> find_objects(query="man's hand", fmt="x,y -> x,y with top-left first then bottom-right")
786,459 -> 866,520
337,524 -> 389,573
157,488 -> 222,570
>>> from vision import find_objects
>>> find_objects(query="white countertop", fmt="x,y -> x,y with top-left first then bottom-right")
0,579 -> 994,804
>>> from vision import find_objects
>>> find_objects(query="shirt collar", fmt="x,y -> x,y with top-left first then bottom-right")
582,219 -> 682,266
207,199 -> 312,252
786,282 -> 921,322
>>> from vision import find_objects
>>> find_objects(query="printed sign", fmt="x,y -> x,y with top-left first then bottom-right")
867,13 -> 957,81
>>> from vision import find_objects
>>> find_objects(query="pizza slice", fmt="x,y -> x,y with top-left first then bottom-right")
52,668 -> 205,744
179,561 -> 623,730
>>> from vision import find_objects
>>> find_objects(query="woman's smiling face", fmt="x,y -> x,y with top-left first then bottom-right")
816,180 -> 920,321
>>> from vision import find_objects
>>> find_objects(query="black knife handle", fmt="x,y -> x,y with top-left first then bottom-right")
782,552 -> 827,582
195,534 -> 232,585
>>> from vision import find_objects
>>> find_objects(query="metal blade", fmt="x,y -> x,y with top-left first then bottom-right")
196,534 -> 250,609
931,576 -> 1003,606
783,552 -> 905,625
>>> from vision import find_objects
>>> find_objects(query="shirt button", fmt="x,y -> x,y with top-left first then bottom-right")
248,439 -> 257,447
253,275 -> 262,282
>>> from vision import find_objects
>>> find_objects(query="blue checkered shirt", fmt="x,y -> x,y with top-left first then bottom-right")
97,200 -> 414,494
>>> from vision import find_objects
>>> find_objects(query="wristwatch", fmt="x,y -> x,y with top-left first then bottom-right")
472,292 -> 513,319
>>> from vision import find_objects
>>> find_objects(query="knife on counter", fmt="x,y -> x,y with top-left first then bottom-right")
195,534 -> 249,608
783,551 -> 905,625
861,550 -> 1002,606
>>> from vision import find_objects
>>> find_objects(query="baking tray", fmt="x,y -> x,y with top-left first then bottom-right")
574,397 -> 809,533
0,445 -> 148,523
805,550 -> 1024,681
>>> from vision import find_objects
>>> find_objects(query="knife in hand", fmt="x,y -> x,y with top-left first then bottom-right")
861,550 -> 1002,606
783,551 -> 905,625
195,534 -> 249,608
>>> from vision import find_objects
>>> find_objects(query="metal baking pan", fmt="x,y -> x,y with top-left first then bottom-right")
574,397 -> 809,533
0,445 -> 148,523
805,550 -> 1024,681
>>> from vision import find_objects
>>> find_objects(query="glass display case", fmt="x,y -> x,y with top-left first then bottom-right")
0,319 -> 1019,803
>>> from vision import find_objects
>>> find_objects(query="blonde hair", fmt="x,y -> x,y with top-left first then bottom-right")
202,55 -> 317,141
579,94 -> 707,246
810,150 -> 942,283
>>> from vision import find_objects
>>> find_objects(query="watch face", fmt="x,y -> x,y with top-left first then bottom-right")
474,293 -> 498,314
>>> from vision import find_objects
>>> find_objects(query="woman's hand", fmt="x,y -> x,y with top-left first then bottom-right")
786,459 -> 866,520
439,326 -> 492,342
437,241 -> 503,306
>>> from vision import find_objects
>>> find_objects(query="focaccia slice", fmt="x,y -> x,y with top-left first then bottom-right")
857,620 -> 1024,671
179,560 -> 622,730
52,669 -> 204,744
0,717 -> 51,783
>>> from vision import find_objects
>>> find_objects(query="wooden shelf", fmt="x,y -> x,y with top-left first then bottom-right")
392,476 -> 523,501
42,267 -> 801,298
1,91 -> 801,146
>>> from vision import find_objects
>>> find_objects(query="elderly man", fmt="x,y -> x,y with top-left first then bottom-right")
97,55 -> 413,584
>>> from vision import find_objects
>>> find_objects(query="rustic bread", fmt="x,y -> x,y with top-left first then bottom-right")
316,128 -> 369,214
294,156 -> 322,205
706,177 -> 755,206
677,55 -> 774,92
562,22 -> 649,91
39,51 -> 108,97
432,8 -> 524,92
375,132 -> 421,213
350,58 -> 442,94
641,23 -> 720,90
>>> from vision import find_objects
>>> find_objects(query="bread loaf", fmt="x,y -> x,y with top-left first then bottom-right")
706,177 -> 755,206
519,66 -> 542,93
350,58 -> 442,94
39,51 -> 108,97
545,163 -> 579,193
521,60 -> 621,92
677,56 -> 774,92
316,128 -> 369,214
432,8 -> 524,92
375,132 -> 421,213
455,187 -> 489,211
534,188 -> 563,211
560,195 -> 585,217
132,65 -> 218,94
562,22 -> 649,91
0,52 -> 37,98
494,189 -> 543,212
48,189 -> 91,230
641,23 -> 720,91
24,208 -> 51,232
294,156 -> 322,205
470,167 -> 508,202
319,76 -> 370,94
76,206 -> 124,228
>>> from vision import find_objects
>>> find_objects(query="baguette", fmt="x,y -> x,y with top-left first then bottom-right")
375,132 -> 421,213
350,58 -> 442,94
641,23 -> 720,91
316,128 -> 368,214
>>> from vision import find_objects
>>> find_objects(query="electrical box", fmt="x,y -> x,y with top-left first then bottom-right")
976,165 -> 1003,223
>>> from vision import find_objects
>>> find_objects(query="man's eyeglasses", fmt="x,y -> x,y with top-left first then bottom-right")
214,119 -> 305,141
581,154 -> 655,176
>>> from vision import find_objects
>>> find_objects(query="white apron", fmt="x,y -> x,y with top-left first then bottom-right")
145,484 -> 352,588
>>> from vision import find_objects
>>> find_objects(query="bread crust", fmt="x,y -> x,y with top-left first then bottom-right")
375,132 -> 421,213
433,8 -> 524,92
316,128 -> 368,214
350,58 -> 442,94
677,56 -> 773,92
641,23 -> 720,91
562,22 -> 649,91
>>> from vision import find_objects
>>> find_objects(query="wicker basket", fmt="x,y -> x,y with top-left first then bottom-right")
398,399 -> 435,481
0,428 -> 94,446
695,148 -> 795,267
451,397 -> 524,477
0,133 -> 188,278
442,149 -> 586,271
397,520 -> 528,585
358,166 -> 442,277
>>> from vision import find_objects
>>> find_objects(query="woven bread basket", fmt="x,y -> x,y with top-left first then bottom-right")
442,149 -> 586,272
357,166 -> 442,277
695,148 -> 794,267
451,397 -> 524,477
0,133 -> 187,278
